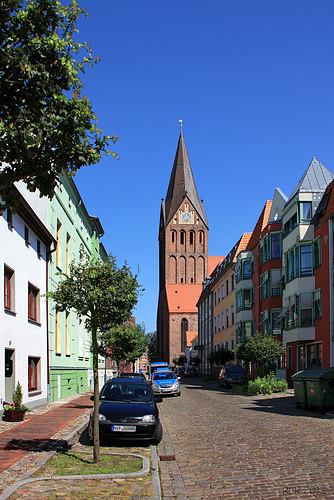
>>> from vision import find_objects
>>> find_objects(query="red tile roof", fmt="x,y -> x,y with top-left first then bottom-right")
208,255 -> 225,274
166,284 -> 203,313
247,200 -> 272,250
186,331 -> 198,347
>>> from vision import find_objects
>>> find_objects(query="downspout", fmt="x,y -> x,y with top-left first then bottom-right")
46,243 -> 57,402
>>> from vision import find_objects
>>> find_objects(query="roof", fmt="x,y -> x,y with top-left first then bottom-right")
208,255 -> 225,275
246,200 -> 272,250
166,284 -> 203,313
313,179 -> 334,228
186,331 -> 198,347
163,131 -> 208,227
287,158 -> 334,204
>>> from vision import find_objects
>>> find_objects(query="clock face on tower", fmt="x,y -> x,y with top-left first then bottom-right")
182,212 -> 191,223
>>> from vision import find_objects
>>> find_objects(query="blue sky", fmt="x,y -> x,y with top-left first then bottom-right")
73,1 -> 334,333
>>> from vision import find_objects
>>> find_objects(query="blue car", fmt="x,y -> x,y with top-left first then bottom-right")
152,370 -> 181,397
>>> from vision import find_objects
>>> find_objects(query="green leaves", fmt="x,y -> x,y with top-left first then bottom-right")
236,332 -> 282,367
0,0 -> 118,208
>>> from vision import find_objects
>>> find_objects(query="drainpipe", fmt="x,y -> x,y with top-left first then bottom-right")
46,243 -> 57,402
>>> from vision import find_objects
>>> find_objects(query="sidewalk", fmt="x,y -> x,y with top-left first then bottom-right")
0,393 -> 161,499
0,393 -> 93,494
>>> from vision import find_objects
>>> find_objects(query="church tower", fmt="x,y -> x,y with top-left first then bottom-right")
157,130 -> 209,363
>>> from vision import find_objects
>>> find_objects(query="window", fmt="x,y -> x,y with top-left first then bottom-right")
214,292 -> 217,306
28,283 -> 40,322
271,233 -> 281,259
56,219 -> 62,268
313,238 -> 321,268
180,231 -> 185,245
66,233 -> 70,274
225,341 -> 228,350
190,231 -> 194,245
300,292 -> 313,327
28,357 -> 40,391
4,266 -> 15,311
299,201 -> 312,222
181,318 -> 188,352
231,339 -> 235,351
306,343 -> 322,369
225,308 -> 229,328
221,283 -> 224,299
231,274 -> 235,291
221,311 -> 224,330
300,245 -> 312,276
7,208 -> 13,227
271,309 -> 283,335
218,288 -> 220,303
217,314 -> 220,331
313,289 -> 322,319
226,279 -> 229,295
24,225 -> 29,245
214,316 -> 217,333
37,239 -> 41,257
236,288 -> 253,312
284,213 -> 297,236
231,304 -> 235,325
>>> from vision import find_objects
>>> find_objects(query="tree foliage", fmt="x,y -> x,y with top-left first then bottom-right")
0,0 -> 117,207
208,348 -> 234,366
146,330 -> 158,363
236,332 -> 282,368
46,249 -> 142,463
99,322 -> 147,372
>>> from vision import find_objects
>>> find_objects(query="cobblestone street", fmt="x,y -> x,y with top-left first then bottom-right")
157,378 -> 334,500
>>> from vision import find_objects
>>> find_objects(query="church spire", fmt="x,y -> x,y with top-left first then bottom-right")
163,130 -> 208,228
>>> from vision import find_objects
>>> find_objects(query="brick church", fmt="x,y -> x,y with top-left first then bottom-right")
157,129 -> 223,364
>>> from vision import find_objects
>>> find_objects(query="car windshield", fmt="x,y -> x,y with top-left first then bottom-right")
153,372 -> 176,381
100,383 -> 153,402
120,373 -> 145,379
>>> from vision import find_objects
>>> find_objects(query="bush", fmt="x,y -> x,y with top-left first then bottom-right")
247,372 -> 288,395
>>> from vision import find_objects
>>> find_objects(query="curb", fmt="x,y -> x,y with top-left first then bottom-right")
0,417 -> 162,500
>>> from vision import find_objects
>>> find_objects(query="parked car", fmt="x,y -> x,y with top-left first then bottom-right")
184,366 -> 195,377
88,378 -> 163,444
151,370 -> 181,396
120,372 -> 146,380
219,366 -> 247,388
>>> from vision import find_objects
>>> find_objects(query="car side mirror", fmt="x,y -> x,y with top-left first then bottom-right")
155,396 -> 163,403
90,395 -> 94,401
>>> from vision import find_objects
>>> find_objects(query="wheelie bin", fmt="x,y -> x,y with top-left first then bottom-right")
292,368 -> 334,410
291,370 -> 308,409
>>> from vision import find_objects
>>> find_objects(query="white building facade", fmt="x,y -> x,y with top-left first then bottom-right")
1,190 -> 55,410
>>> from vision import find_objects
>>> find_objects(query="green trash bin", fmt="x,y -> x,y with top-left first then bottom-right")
305,368 -> 334,410
292,368 -> 334,410
291,370 -> 308,408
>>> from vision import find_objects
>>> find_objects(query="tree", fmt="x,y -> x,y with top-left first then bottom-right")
0,0 -> 117,208
236,332 -> 282,376
146,331 -> 158,363
208,348 -> 234,366
46,249 -> 142,463
99,322 -> 147,374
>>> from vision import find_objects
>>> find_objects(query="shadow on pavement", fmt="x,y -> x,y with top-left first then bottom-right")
181,377 -> 333,420
4,437 -> 70,452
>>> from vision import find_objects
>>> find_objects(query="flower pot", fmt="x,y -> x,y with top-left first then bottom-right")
3,409 -> 25,422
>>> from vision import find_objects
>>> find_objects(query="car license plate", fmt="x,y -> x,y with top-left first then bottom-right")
111,425 -> 136,432
162,388 -> 171,392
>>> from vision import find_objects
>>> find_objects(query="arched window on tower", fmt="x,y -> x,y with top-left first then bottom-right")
189,230 -> 195,248
198,230 -> 205,252
180,230 -> 185,247
181,318 -> 188,353
171,230 -> 177,252
179,256 -> 186,283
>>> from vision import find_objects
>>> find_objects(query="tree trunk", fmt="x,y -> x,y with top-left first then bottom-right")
92,325 -> 100,463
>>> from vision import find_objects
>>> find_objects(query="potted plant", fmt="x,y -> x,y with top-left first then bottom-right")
3,382 -> 30,422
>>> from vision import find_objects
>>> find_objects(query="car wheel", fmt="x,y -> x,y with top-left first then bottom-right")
152,423 -> 163,445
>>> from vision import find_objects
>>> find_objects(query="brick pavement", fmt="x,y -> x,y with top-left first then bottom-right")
0,393 -> 93,474
157,378 -> 334,500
